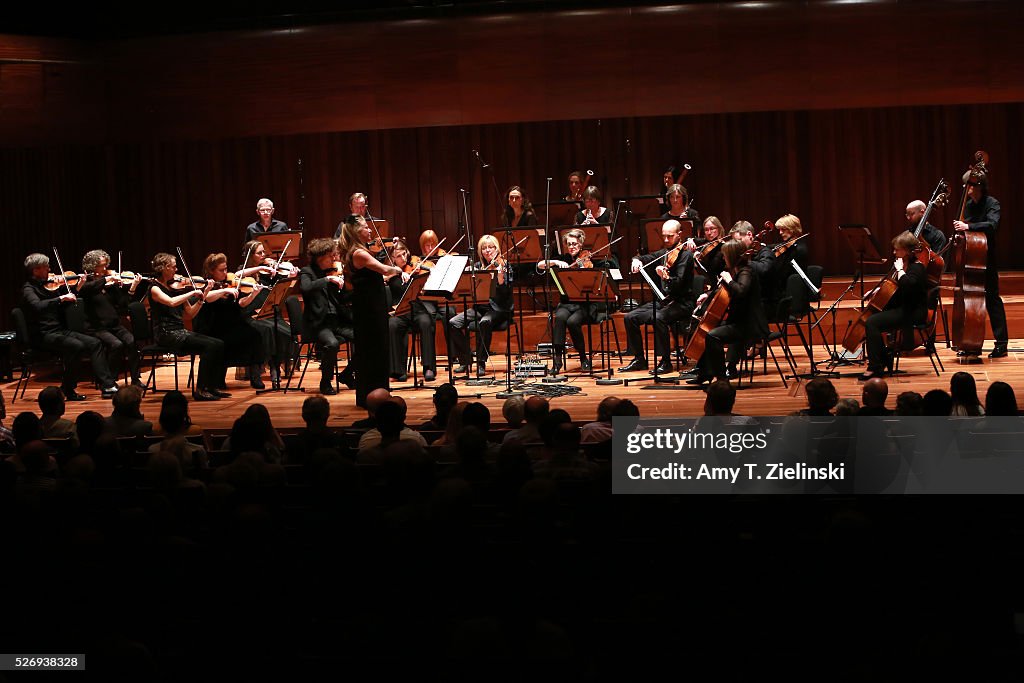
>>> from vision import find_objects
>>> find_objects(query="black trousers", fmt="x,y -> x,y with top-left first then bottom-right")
698,323 -> 749,379
864,308 -> 915,372
159,330 -> 225,392
624,301 -> 687,363
41,329 -> 116,392
389,308 -> 449,374
985,263 -> 1009,345
552,303 -> 589,353
449,306 -> 511,365
92,325 -> 140,381
316,319 -> 354,385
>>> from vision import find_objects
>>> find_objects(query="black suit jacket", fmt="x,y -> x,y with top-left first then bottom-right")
299,265 -> 352,338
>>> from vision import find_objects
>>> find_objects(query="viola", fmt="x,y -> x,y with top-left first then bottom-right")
570,250 -> 594,269
168,275 -> 208,290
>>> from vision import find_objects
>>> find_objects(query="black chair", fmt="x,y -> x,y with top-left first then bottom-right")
892,287 -> 944,377
283,296 -> 353,392
11,307 -> 64,403
128,301 -> 187,395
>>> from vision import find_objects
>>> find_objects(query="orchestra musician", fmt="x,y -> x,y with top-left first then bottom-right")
621,220 -> 694,375
299,238 -> 354,396
767,214 -> 809,304
244,198 -> 289,243
20,253 -> 120,400
337,214 -> 408,407
537,228 -> 618,374
333,192 -> 378,240
388,239 -> 444,383
574,186 -> 612,225
859,231 -> 929,381
564,170 -> 586,202
241,240 -> 296,389
660,184 -> 701,227
449,234 -> 513,378
147,252 -> 226,401
78,249 -> 144,388
503,186 -> 538,227
952,171 -> 1008,358
685,239 -> 770,385
905,201 -> 947,255
193,253 -> 268,391
685,216 -> 726,282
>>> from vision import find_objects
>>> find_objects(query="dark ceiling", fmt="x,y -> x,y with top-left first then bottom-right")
4,1 -> 721,40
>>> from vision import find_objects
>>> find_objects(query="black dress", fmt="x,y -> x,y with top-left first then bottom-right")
350,261 -> 391,407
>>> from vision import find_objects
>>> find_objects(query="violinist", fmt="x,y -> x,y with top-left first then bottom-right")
541,228 -> 619,374
193,253 -> 268,390
418,230 -> 446,262
503,186 -> 538,227
299,238 -> 354,396
241,240 -> 295,388
686,216 -> 726,281
332,192 -> 379,240
574,186 -> 612,226
388,239 -> 445,382
859,232 -> 929,381
767,214 -> 809,304
685,239 -> 770,385
729,221 -> 775,282
338,215 -> 408,407
621,220 -> 694,374
78,249 -> 144,388
952,172 -> 1007,358
449,234 -> 513,378
20,253 -> 120,401
244,198 -> 289,243
147,252 -> 226,402
660,184 -> 701,229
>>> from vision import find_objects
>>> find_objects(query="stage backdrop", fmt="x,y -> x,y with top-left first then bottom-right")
1,1 -> 1022,324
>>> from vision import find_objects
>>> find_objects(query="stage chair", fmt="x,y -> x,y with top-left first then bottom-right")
128,302 -> 190,395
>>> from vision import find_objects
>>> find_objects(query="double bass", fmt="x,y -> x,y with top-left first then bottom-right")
911,179 -> 950,288
950,150 -> 990,356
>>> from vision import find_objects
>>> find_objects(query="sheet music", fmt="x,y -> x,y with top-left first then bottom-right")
423,254 -> 469,296
639,264 -> 667,301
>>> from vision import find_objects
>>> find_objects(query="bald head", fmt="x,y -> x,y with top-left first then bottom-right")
862,378 -> 889,409
366,388 -> 392,415
906,200 -> 926,224
596,396 -> 621,422
524,396 -> 550,424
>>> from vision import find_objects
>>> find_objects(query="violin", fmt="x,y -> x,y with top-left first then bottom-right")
168,274 -> 208,290
43,271 -> 84,291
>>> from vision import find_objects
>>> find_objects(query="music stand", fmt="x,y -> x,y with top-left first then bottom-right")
533,201 -> 580,229
557,226 -> 610,257
615,194 -> 665,220
389,273 -> 430,390
641,218 -> 694,253
839,224 -> 886,302
255,231 -> 303,264
548,268 -> 609,380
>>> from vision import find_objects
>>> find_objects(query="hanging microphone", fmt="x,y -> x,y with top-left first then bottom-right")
459,188 -> 471,194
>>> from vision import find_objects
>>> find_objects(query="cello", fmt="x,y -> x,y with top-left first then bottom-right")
912,179 -> 950,288
950,150 -> 990,356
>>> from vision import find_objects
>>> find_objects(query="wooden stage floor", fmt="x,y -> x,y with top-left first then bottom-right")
7,273 -> 1024,429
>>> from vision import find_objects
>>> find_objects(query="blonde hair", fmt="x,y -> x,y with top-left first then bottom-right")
776,214 -> 803,236
703,216 -> 724,237
337,215 -> 368,266
477,234 -> 500,257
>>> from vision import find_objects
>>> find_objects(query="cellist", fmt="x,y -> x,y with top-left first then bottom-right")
952,171 -> 1008,359
859,231 -> 929,381
684,239 -> 769,385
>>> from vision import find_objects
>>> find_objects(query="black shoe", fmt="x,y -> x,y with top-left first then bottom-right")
686,374 -> 712,386
580,355 -> 592,371
476,363 -> 488,378
551,358 -> 563,375
250,376 -> 266,390
424,368 -> 436,382
725,364 -> 738,380
63,390 -> 87,402
393,373 -> 408,383
648,360 -> 673,375
859,369 -> 884,381
269,365 -> 281,383
319,382 -> 337,396
192,389 -> 219,401
677,369 -> 699,379
338,368 -> 355,389
131,378 -> 145,388
452,364 -> 468,374
209,388 -> 233,398
618,359 -> 648,373
101,386 -> 119,399
989,346 -> 1008,359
